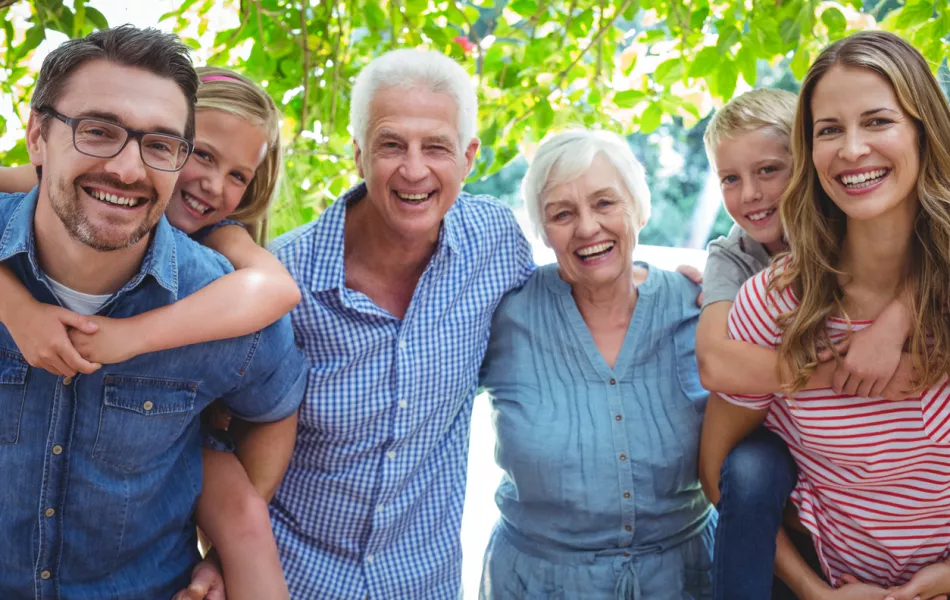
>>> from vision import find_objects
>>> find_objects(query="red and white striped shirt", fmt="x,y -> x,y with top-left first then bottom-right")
722,268 -> 950,587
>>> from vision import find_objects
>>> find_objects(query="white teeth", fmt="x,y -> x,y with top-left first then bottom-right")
577,241 -> 615,257
747,208 -> 775,222
90,189 -> 139,207
840,169 -> 888,187
396,192 -> 429,201
183,192 -> 212,215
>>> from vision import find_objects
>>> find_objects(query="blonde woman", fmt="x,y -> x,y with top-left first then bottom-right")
0,67 -> 296,600
701,31 -> 950,600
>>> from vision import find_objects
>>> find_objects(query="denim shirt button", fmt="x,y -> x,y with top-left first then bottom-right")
40,570 -> 51,580
62,376 -> 73,385
44,508 -> 55,517
143,400 -> 154,411
52,445 -> 63,456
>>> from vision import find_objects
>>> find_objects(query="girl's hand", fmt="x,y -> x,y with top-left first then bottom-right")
884,561 -> 950,600
7,300 -> 100,377
68,316 -> 146,365
820,325 -> 902,397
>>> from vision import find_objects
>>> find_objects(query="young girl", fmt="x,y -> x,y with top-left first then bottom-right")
0,67 -> 296,600
696,89 -> 915,599
702,31 -> 950,600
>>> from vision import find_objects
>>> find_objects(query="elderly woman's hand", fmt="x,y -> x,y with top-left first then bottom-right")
675,264 -> 704,307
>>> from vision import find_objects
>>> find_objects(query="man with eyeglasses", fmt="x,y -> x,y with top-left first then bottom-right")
0,26 -> 306,600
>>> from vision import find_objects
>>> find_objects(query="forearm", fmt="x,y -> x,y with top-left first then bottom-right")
231,412 -> 298,501
0,262 -> 35,322
699,339 -> 838,395
0,165 -> 39,194
775,528 -> 828,600
132,269 -> 299,354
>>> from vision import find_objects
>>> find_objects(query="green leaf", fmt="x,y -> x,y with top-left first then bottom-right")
85,7 -> 109,30
896,0 -> 936,29
820,7 -> 847,34
534,98 -> 554,131
613,89 -> 646,108
640,29 -> 667,44
654,58 -> 684,85
16,26 -> 45,60
735,44 -> 757,85
687,46 -> 719,78
690,7 -> 710,30
716,26 -> 740,54
569,8 -> 594,37
364,1 -> 387,31
779,18 -> 801,45
790,46 -> 810,80
715,59 -> 738,101
639,102 -> 663,133
508,0 -> 539,17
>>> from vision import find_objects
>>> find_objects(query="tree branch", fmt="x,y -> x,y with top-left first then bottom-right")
0,0 -> 20,11
295,1 -> 311,143
553,0 -> 632,89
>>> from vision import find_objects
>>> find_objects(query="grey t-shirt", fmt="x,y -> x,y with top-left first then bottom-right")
702,224 -> 771,309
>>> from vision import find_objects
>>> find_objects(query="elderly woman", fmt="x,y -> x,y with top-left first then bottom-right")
479,129 -> 715,599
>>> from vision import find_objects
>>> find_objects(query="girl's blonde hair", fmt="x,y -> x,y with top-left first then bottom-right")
703,88 -> 798,167
777,31 -> 950,392
195,66 -> 281,244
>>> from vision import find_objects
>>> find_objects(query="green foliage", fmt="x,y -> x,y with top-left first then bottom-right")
1,0 -> 948,239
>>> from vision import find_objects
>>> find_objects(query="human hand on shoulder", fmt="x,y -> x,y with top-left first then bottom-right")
675,264 -> 703,307
7,298 -> 100,376
879,353 -> 922,401
68,315 -> 147,365
819,324 -> 903,397
172,554 -> 226,600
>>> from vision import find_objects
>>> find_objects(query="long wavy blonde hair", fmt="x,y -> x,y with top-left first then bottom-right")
777,31 -> 950,392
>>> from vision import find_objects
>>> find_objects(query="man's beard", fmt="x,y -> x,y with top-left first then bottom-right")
49,173 -> 160,252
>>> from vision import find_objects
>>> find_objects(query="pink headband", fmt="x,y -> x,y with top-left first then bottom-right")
201,75 -> 241,83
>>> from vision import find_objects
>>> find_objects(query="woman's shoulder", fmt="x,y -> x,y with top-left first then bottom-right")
640,263 -> 701,320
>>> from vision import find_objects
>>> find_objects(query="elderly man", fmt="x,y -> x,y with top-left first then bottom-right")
268,50 -> 534,598
0,26 -> 306,599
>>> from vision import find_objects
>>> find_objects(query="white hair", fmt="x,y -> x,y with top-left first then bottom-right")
523,129 -> 652,241
350,49 -> 478,152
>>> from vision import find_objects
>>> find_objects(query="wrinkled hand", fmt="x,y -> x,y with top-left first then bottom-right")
68,316 -> 143,366
676,264 -> 704,307
819,326 -> 902,397
172,557 -> 225,600
884,561 -> 950,600
7,300 -> 100,377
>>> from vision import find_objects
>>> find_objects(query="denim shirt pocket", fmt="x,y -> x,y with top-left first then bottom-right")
93,375 -> 197,472
0,349 -> 28,444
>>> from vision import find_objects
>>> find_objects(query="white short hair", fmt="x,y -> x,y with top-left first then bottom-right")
350,49 -> 478,151
523,129 -> 652,241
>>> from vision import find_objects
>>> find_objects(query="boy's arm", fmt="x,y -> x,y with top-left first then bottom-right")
0,165 -> 38,193
68,225 -> 302,365
0,262 -> 99,376
697,301 -> 836,395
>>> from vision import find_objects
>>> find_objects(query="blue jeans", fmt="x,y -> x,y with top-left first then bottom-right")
712,427 -> 798,600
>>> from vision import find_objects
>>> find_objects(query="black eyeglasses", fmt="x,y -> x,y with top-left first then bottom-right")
39,107 -> 193,172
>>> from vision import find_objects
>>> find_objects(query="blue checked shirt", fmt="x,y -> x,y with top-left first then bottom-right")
269,183 -> 535,599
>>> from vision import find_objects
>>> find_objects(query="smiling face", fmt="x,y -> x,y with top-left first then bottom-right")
164,109 -> 269,234
27,59 -> 187,251
354,86 -> 478,241
542,154 -> 638,290
810,65 -> 921,222
714,128 -> 792,253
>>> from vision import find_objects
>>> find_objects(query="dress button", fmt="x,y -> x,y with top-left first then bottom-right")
623,491 -> 631,499
609,378 -> 616,385
398,341 -> 407,350
40,570 -> 51,580
62,376 -> 73,385
143,400 -> 154,411
386,451 -> 396,460
52,445 -> 63,455
615,414 -> 622,421
625,525 -> 632,532
366,554 -> 375,563
398,400 -> 408,409
45,508 -> 55,517
619,453 -> 627,461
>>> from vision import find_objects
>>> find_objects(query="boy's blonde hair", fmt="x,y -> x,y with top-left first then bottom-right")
195,66 -> 281,245
703,88 -> 798,167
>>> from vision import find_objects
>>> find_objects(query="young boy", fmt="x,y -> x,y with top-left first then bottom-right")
695,89 -> 915,599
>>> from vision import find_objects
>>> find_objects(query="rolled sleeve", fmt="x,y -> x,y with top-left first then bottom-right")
219,317 -> 308,422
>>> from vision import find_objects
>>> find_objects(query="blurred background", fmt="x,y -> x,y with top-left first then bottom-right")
2,0 -> 949,595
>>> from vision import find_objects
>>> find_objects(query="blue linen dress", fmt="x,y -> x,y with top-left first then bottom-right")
479,262 -> 715,599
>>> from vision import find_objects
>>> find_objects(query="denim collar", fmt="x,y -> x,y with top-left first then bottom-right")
310,182 -> 461,294
0,186 -> 179,299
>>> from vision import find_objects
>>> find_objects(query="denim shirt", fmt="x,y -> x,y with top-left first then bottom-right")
0,189 -> 308,600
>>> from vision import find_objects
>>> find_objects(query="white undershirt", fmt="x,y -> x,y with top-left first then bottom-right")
46,276 -> 112,316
